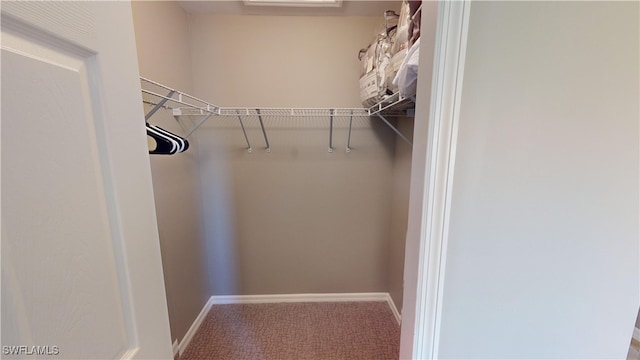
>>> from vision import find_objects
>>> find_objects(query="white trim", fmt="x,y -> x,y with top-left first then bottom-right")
410,1 -> 470,359
210,293 -> 401,324
172,339 -> 179,358
385,294 -> 402,325
177,297 -> 215,356
634,327 -> 640,342
177,293 -> 400,354
209,292 -> 391,304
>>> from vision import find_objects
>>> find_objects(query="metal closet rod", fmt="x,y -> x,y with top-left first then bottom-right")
140,77 -> 413,150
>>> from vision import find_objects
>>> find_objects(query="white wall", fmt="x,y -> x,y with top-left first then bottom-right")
389,118 -> 414,311
189,14 -> 382,108
438,2 -> 639,358
188,14 -> 401,295
131,1 -> 209,345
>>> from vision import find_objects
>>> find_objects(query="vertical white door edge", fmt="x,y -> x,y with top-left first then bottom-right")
400,1 -> 470,359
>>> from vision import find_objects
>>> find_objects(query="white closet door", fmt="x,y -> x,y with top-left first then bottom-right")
1,2 -> 172,359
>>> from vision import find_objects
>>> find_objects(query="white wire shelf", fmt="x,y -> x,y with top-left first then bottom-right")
140,77 -> 414,151
141,77 -> 219,114
368,92 -> 416,116
217,107 -> 370,118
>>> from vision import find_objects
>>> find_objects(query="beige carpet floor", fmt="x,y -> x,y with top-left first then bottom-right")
180,301 -> 400,360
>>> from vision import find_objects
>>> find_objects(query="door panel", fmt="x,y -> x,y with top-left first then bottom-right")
2,48 -> 129,358
1,3 -> 172,359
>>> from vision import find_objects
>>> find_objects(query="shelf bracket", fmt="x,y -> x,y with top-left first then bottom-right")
346,110 -> 353,153
236,110 -> 252,153
145,90 -> 175,121
184,112 -> 214,138
174,111 -> 190,135
375,113 -> 412,146
256,109 -> 271,153
328,109 -> 334,153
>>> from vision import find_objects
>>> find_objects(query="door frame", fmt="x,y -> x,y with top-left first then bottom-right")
400,1 -> 471,358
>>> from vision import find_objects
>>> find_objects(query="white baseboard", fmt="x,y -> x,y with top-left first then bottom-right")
177,297 -> 215,357
384,293 -> 402,325
172,339 -> 179,358
177,292 -> 401,355
209,292 -> 391,304
210,292 -> 402,325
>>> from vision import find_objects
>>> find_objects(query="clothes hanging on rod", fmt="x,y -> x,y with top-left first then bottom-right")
146,122 -> 189,155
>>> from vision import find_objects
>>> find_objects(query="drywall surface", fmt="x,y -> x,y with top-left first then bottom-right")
438,2 -> 639,358
131,1 -> 209,344
389,118 -> 413,312
189,14 -> 398,295
132,1 -> 193,93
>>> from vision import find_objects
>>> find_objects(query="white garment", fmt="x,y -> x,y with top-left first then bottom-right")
393,38 -> 420,98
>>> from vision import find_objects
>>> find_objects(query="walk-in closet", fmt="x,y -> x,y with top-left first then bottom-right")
7,1 -> 636,358
133,0 -> 429,357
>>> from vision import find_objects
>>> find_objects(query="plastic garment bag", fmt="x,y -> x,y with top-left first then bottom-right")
393,37 -> 420,98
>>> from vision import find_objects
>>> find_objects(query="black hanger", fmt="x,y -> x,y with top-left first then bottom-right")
146,123 -> 189,155
150,123 -> 189,153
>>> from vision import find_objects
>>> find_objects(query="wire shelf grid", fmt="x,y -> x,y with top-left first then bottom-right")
140,77 -> 414,150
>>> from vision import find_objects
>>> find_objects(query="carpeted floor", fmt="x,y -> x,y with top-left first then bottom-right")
180,301 -> 400,360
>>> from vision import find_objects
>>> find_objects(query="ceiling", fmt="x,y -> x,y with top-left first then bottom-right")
178,0 -> 402,16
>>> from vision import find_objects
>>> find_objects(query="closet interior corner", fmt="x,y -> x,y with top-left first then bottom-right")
132,0 -> 428,355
